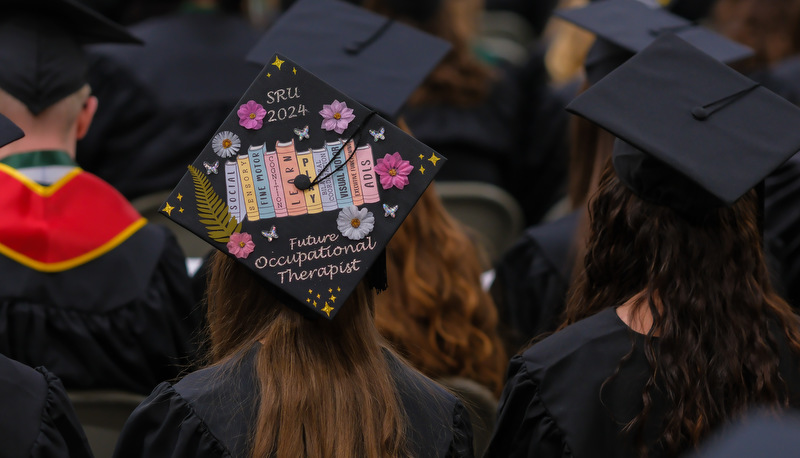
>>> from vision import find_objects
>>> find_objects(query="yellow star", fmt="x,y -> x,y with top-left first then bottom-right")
328,288 -> 333,293
177,193 -> 183,201
162,202 -> 174,216
307,298 -> 311,303
419,154 -> 424,160
309,289 -> 313,294
313,300 -> 318,307
329,295 -> 337,302
428,153 -> 441,166
317,293 -> 321,299
419,165 -> 426,174
266,73 -> 271,78
271,56 -> 284,70
322,303 -> 334,317
293,67 -> 297,75
179,207 -> 184,213
337,287 -> 341,292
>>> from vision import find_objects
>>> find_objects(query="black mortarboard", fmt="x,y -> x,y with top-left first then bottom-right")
566,34 -> 800,215
246,0 -> 451,120
557,0 -> 752,83
0,114 -> 24,149
0,0 -> 141,115
691,411 -> 800,458
161,54 -> 446,320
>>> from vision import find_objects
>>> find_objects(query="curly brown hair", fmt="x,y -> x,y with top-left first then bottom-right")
375,185 -> 508,397
563,161 -> 800,456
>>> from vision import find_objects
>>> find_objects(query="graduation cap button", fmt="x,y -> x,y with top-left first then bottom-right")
692,106 -> 710,120
294,174 -> 312,190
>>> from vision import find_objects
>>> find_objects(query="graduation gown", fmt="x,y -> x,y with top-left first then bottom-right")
0,151 -> 200,394
491,211 -> 579,350
0,353 -> 93,458
113,344 -> 474,458
78,10 -> 262,199
484,308 -> 800,458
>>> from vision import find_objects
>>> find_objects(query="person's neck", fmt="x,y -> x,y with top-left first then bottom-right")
0,138 -> 75,162
616,291 -> 661,336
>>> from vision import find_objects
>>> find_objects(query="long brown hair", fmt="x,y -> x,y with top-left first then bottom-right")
361,0 -> 494,107
375,185 -> 508,397
205,252 -> 409,458
563,162 -> 800,456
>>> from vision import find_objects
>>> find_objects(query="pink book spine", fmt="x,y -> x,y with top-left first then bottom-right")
356,144 -> 380,203
265,147 -> 289,217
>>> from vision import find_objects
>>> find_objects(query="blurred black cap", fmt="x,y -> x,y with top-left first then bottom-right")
247,0 -> 451,119
0,114 -> 24,148
558,0 -> 752,84
567,34 -> 800,215
0,0 -> 141,115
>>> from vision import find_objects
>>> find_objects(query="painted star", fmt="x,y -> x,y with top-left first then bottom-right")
428,153 -> 441,166
307,298 -> 311,303
313,300 -> 318,307
177,193 -> 183,201
419,154 -> 424,160
293,67 -> 297,75
329,295 -> 336,302
328,288 -> 333,293
308,289 -> 313,294
317,293 -> 321,299
162,202 -> 175,216
179,207 -> 184,213
266,73 -> 271,78
322,303 -> 334,317
337,287 -> 341,292
271,56 -> 284,70
419,165 -> 426,174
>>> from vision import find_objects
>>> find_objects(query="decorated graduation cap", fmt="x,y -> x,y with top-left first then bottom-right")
557,0 -> 752,83
246,0 -> 451,119
566,34 -> 800,215
0,0 -> 141,115
0,114 -> 24,149
161,55 -> 446,320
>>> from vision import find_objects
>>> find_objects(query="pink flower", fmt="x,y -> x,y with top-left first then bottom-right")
238,100 -> 267,130
227,232 -> 255,258
375,153 -> 413,190
319,100 -> 355,134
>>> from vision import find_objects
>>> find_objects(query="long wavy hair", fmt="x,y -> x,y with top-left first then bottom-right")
375,185 -> 507,397
361,0 -> 494,107
712,0 -> 800,72
205,252 -> 409,458
563,161 -> 800,456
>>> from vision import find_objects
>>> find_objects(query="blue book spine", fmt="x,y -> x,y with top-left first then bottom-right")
248,143 -> 276,219
325,140 -> 353,208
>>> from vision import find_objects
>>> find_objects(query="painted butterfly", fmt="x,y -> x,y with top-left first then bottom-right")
261,226 -> 279,241
369,127 -> 385,142
203,160 -> 219,175
383,203 -> 398,218
293,125 -> 310,140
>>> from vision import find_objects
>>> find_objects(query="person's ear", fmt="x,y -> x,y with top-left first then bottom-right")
75,95 -> 98,140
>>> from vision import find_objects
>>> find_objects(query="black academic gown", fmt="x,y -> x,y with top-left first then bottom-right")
113,344 -> 474,458
0,224 -> 200,394
491,211 -> 579,351
0,353 -> 93,458
78,10 -> 262,200
484,308 -> 800,458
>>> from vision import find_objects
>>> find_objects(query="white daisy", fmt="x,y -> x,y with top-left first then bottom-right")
336,205 -> 375,240
211,131 -> 241,158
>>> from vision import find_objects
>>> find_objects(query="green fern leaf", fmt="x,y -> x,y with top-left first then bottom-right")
188,165 -> 242,243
